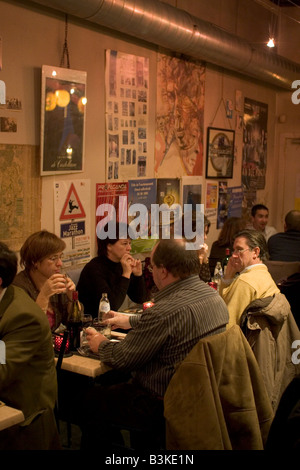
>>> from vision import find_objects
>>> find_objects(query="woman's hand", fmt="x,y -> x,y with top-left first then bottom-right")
36,273 -> 70,311
120,253 -> 135,278
131,258 -> 143,276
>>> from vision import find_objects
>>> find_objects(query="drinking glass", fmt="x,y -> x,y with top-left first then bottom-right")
92,318 -> 112,339
80,314 -> 93,350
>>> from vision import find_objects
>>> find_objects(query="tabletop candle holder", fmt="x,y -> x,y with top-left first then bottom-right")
53,332 -> 72,357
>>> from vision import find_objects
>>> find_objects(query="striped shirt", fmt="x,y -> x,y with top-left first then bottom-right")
99,275 -> 229,396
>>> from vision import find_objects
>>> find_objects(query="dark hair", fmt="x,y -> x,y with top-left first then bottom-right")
97,222 -> 133,257
285,210 -> 300,232
0,242 -> 18,287
152,238 -> 200,279
251,204 -> 269,217
233,229 -> 269,261
218,217 -> 246,247
20,230 -> 66,271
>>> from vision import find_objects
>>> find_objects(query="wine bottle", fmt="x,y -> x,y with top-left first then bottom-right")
222,248 -> 231,275
68,291 -> 83,350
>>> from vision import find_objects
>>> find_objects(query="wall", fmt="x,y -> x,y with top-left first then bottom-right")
0,0 -> 299,255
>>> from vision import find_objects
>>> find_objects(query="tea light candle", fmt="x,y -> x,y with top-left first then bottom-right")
54,333 -> 70,355
143,301 -> 154,310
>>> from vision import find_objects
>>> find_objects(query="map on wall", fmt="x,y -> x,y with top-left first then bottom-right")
0,144 -> 41,251
105,50 -> 150,181
155,54 -> 205,178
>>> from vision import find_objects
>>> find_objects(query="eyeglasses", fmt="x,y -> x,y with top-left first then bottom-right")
48,254 -> 64,262
231,248 -> 250,255
147,264 -> 153,273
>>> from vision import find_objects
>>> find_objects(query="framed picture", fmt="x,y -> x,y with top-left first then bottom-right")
40,65 -> 87,175
206,127 -> 235,179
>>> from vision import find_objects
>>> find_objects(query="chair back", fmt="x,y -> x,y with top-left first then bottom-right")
164,325 -> 273,450
265,260 -> 300,284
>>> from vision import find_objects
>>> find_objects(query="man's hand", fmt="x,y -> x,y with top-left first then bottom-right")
105,310 -> 132,330
223,256 -> 242,279
86,327 -> 107,353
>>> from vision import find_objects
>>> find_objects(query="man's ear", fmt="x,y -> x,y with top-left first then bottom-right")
160,266 -> 168,279
253,246 -> 260,259
0,278 -> 3,288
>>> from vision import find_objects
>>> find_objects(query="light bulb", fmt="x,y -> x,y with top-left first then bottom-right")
267,38 -> 275,48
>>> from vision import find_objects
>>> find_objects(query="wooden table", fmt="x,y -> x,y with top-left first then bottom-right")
56,354 -> 104,378
0,405 -> 24,431
55,331 -> 126,377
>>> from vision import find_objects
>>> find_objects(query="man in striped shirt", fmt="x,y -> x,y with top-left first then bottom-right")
81,238 -> 229,450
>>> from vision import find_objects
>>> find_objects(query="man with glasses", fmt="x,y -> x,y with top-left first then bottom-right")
219,229 -> 280,327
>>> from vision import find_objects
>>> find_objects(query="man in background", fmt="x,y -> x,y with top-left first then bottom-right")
219,229 -> 279,327
250,204 -> 277,242
268,210 -> 300,261
0,242 -> 59,450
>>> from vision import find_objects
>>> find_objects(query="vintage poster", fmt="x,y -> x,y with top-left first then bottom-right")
95,182 -> 128,237
155,54 -> 205,178
105,50 -> 149,181
40,65 -> 87,175
242,98 -> 268,190
54,179 -> 91,265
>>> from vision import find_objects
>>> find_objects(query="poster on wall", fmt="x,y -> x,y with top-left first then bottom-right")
128,178 -> 157,254
40,65 -> 87,175
242,98 -> 268,190
227,186 -> 243,218
105,50 -> 149,181
181,176 -> 202,210
95,182 -> 128,237
206,127 -> 235,179
54,179 -> 91,265
205,181 -> 218,223
217,181 -> 229,229
155,54 -> 205,178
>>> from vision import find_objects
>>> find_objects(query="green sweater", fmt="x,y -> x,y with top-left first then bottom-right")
220,264 -> 280,328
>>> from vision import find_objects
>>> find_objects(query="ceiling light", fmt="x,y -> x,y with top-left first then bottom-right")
267,37 -> 275,47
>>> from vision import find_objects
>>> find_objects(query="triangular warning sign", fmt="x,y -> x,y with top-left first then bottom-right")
60,183 -> 86,221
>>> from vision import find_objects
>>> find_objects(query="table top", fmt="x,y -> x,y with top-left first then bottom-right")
0,404 -> 24,431
55,331 -> 126,377
56,354 -> 103,377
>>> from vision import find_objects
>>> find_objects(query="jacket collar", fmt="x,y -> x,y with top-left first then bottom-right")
0,285 -> 14,320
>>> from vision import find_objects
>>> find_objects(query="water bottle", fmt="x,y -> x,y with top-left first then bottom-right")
97,293 -> 111,338
213,262 -> 223,291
